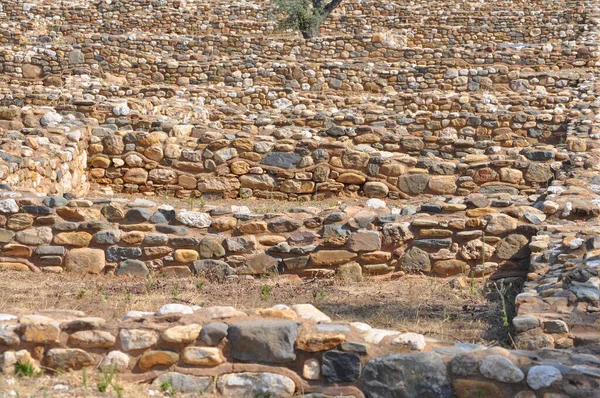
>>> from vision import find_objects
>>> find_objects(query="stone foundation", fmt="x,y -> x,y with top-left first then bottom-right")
0,303 -> 598,397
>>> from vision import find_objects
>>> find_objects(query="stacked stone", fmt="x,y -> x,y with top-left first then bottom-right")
0,181 -> 595,280
0,303 -> 598,397
0,106 -> 90,195
86,121 -> 571,200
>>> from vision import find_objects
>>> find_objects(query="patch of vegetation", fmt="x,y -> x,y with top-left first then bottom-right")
160,380 -> 176,396
273,0 -> 344,38
15,360 -> 40,378
97,364 -> 123,397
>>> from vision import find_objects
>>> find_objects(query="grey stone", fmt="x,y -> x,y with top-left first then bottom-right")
340,342 -> 369,355
169,237 -> 201,247
68,49 -> 85,64
543,320 -> 569,333
324,212 -> 346,224
93,230 -> 121,245
43,195 -> 68,207
156,225 -> 190,235
228,320 -> 298,364
125,208 -> 151,223
192,259 -> 236,279
216,372 -> 295,397
401,246 -> 431,273
267,217 -> 302,233
152,372 -> 213,394
198,236 -> 225,258
143,233 -> 169,246
115,260 -> 149,276
413,239 -> 452,249
361,352 -> 451,398
398,174 -> 430,194
35,246 -> 66,256
224,236 -> 256,253
261,152 -> 301,169
239,252 -> 280,274
78,221 -> 113,232
323,224 -> 351,238
322,350 -> 361,383
200,322 -> 228,346
512,315 -> 540,333
479,355 -> 524,383
106,246 -> 142,262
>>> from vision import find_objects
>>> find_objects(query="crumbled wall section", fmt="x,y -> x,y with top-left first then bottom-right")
0,303 -> 598,396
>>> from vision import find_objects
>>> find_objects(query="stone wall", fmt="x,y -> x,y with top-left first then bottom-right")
0,107 -> 90,195
0,302 -> 598,397
1,178 -> 598,281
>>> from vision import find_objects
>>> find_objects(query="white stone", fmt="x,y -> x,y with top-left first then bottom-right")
303,358 -> 320,380
567,238 -> 584,250
363,328 -> 401,344
201,306 -> 246,319
40,112 -> 63,126
122,311 -> 154,320
0,314 -> 18,322
119,329 -> 158,351
156,303 -> 199,316
126,198 -> 157,208
100,350 -> 130,371
479,355 -> 525,383
216,372 -> 295,397
175,211 -> 212,228
273,98 -> 293,110
231,205 -> 250,214
350,322 -> 372,332
391,332 -> 426,351
366,198 -> 386,209
291,304 -> 331,323
112,103 -> 130,116
0,199 -> 18,213
527,365 -> 562,390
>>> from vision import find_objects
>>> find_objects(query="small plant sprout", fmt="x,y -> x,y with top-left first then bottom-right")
160,380 -> 176,396
259,285 -> 273,301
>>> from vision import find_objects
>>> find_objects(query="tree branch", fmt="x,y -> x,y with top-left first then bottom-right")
322,0 -> 343,16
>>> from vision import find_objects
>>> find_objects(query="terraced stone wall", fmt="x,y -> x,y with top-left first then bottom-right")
0,303 -> 598,397
87,123 -> 575,200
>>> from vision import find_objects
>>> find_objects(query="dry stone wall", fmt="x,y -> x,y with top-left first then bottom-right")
0,303 -> 598,397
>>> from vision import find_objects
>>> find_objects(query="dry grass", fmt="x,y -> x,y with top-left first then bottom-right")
0,372 -> 153,398
0,270 -> 511,397
0,271 -> 505,345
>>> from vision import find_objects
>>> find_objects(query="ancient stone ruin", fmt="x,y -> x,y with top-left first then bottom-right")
0,0 -> 598,396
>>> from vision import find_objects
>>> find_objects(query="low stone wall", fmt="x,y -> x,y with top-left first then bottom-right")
0,303 -> 598,397
0,185 -> 578,280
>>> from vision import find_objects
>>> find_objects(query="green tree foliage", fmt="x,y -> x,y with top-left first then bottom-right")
273,0 -> 343,38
